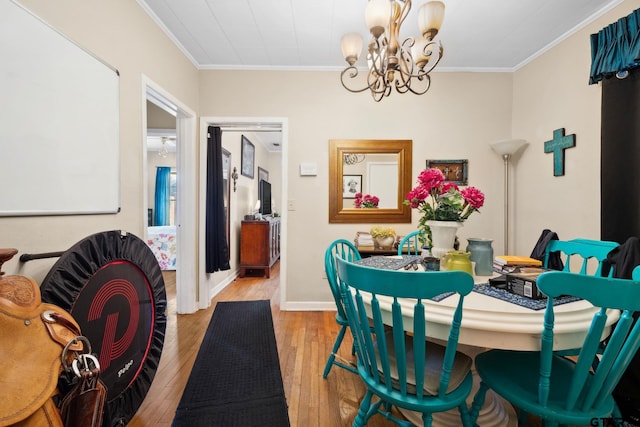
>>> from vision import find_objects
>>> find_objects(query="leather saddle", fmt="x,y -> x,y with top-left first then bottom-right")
0,272 -> 82,426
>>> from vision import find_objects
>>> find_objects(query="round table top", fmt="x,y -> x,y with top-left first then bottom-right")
360,263 -> 619,351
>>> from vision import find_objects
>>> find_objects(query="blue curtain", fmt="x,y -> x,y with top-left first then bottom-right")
154,166 -> 171,226
590,8 -> 640,84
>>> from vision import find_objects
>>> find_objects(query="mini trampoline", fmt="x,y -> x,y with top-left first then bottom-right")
40,230 -> 167,427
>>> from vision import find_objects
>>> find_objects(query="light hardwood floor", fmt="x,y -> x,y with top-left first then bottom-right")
128,262 -> 542,427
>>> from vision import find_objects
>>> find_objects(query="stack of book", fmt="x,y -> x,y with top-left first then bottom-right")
493,255 -> 543,274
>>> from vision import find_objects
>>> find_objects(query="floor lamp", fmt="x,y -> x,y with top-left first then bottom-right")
490,139 -> 528,254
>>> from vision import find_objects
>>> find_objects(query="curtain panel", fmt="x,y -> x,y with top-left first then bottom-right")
600,69 -> 640,244
205,126 -> 231,273
590,8 -> 640,84
154,166 -> 171,226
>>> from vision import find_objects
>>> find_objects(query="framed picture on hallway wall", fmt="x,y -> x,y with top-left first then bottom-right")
258,166 -> 269,183
241,135 -> 255,179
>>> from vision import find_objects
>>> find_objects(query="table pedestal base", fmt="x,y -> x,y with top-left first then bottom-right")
399,390 -> 516,427
398,344 -> 518,427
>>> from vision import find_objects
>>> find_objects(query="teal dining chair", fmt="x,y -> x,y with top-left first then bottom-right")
335,256 -> 475,427
470,271 -> 640,427
543,239 -> 619,277
323,239 -> 361,378
397,230 -> 423,256
543,239 -> 620,362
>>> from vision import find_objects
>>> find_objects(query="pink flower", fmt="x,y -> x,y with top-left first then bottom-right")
440,182 -> 459,195
404,167 -> 485,223
461,187 -> 485,209
354,192 -> 379,208
404,167 -> 486,247
405,186 -> 429,208
417,168 -> 445,191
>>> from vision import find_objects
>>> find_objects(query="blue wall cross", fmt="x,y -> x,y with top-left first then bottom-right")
544,128 -> 576,176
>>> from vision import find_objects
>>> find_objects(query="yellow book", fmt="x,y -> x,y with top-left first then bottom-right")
494,255 -> 542,266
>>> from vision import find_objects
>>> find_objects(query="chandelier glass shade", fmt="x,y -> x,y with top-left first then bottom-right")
340,0 -> 445,102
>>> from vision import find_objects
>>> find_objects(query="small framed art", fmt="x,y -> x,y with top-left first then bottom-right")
258,166 -> 269,183
241,135 -> 255,179
343,174 -> 362,198
426,159 -> 469,185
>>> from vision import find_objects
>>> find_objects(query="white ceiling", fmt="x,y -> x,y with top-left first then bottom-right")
137,0 -> 620,71
139,0 -> 622,152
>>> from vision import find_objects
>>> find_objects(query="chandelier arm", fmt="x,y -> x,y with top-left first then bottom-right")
403,74 -> 432,95
394,73 -> 413,94
396,0 -> 412,33
367,67 -> 390,96
400,37 -> 416,72
367,38 -> 387,78
398,39 -> 443,78
340,66 -> 380,93
419,41 -> 444,74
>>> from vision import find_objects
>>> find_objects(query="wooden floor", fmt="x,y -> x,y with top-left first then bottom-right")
127,262 -> 543,427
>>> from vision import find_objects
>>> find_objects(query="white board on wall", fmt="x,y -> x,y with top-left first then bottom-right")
0,0 -> 120,216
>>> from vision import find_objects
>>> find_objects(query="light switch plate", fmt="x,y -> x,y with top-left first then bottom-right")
299,162 -> 317,176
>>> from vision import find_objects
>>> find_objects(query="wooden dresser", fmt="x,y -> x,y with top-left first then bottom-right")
239,217 -> 280,278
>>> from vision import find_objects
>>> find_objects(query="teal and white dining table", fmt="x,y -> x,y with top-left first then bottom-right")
354,256 -> 620,427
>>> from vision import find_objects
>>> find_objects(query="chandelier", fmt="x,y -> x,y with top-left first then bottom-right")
344,153 -> 366,165
340,0 -> 445,102
158,137 -> 170,158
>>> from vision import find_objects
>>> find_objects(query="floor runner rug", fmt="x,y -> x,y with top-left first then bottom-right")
172,300 -> 290,426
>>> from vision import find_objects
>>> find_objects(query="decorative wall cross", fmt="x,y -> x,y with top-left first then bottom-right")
544,128 -> 576,176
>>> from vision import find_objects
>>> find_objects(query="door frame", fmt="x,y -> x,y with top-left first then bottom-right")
199,117 -> 288,310
142,76 -> 198,314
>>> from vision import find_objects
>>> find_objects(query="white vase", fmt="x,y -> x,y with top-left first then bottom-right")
426,220 -> 462,259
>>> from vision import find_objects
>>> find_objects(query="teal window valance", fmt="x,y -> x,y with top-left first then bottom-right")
589,8 -> 640,84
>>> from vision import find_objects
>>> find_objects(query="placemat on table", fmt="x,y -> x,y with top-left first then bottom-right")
355,255 -> 421,270
355,256 -> 453,302
473,282 -> 582,310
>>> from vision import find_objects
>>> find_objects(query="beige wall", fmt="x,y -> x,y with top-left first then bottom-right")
1,0 -> 198,280
511,0 -> 640,255
3,0 -> 638,308
199,70 -> 513,303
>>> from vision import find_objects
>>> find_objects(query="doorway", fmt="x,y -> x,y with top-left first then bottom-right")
143,79 -> 198,314
199,117 -> 288,309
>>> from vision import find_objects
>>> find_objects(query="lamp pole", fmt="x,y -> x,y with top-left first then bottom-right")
490,139 -> 528,255
501,153 -> 511,254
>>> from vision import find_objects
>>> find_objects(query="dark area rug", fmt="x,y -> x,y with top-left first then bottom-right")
172,300 -> 290,427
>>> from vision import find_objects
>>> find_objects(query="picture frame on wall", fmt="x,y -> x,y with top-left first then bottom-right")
241,135 -> 255,179
426,159 -> 468,185
258,166 -> 269,183
343,174 -> 362,198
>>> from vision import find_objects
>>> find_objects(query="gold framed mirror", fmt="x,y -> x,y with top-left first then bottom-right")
329,139 -> 412,223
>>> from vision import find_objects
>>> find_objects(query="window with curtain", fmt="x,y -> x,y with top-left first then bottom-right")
589,8 -> 640,84
154,166 -> 171,226
591,8 -> 640,243
592,9 -> 640,425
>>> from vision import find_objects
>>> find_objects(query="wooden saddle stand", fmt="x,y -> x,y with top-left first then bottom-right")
0,248 -> 106,427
